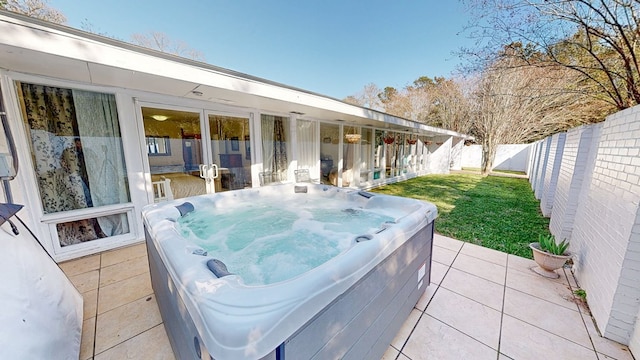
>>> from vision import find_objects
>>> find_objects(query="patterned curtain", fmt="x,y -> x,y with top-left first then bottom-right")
21,84 -> 90,213
20,84 -> 112,245
261,115 -> 275,173
273,117 -> 288,177
261,115 -> 288,182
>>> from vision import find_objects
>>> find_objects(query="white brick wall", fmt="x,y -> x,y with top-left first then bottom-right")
549,125 -> 595,241
571,106 -> 640,345
534,137 -> 551,200
529,141 -> 543,189
540,133 -> 566,216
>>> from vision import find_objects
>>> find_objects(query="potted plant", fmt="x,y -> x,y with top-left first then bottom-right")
529,234 -> 571,279
383,134 -> 395,144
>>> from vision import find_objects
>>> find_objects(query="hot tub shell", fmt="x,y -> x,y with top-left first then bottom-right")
143,184 -> 436,360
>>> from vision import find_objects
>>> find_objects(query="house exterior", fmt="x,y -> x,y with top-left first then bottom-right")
0,11 -> 469,262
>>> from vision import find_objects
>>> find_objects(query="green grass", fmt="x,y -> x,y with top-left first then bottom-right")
372,174 -> 550,258
461,167 -> 527,176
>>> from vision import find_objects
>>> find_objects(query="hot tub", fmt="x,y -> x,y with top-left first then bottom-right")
142,183 -> 436,360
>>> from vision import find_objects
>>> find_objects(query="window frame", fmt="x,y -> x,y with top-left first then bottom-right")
4,73 -> 142,261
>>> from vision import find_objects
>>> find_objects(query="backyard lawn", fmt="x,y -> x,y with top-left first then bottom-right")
372,173 -> 550,258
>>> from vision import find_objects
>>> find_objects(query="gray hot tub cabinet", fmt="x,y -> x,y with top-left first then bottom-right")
146,222 -> 433,360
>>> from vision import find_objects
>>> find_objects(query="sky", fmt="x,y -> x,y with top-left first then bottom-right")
48,0 -> 474,100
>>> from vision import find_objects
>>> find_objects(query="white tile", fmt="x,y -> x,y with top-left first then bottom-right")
506,254 -> 537,273
94,324 -> 174,360
432,245 -> 458,266
101,242 -> 146,267
390,309 -> 422,349
441,267 -> 504,311
82,288 -> 98,320
80,317 -> 95,360
430,261 -> 449,285
452,253 -> 506,285
508,254 -> 571,287
99,255 -> 149,287
94,294 -> 163,354
59,254 -> 101,277
460,242 -> 508,266
500,315 -> 597,360
433,234 -> 464,252
415,283 -> 438,311
506,266 -> 578,311
425,287 -> 501,349
582,311 -> 635,360
503,288 -> 591,348
403,314 -> 497,360
69,270 -> 99,293
381,346 -> 400,360
97,272 -> 153,314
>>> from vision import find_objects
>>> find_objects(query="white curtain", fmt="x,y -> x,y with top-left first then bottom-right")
296,119 -> 316,173
73,90 -> 129,236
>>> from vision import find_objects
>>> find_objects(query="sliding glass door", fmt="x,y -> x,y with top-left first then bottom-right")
143,107 -> 253,200
208,113 -> 252,191
143,107 -> 208,200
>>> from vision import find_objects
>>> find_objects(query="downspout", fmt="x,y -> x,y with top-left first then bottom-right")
0,83 -> 19,203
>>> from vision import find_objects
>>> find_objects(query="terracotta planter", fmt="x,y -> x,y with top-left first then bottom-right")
529,242 -> 571,279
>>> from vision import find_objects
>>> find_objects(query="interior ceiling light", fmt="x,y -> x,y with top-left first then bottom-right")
151,115 -> 169,121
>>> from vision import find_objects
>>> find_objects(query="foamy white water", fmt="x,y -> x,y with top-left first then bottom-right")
176,197 -> 395,285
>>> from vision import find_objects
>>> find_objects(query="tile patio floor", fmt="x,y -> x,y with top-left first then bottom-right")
60,234 -> 635,360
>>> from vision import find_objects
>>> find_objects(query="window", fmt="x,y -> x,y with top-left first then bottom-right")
296,119 -> 317,177
261,114 -> 290,182
146,136 -> 171,155
17,82 -> 130,246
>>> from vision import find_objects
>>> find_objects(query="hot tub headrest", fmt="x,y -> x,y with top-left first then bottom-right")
207,259 -> 233,278
175,202 -> 195,217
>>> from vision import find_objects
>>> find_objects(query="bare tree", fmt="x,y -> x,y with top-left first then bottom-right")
470,56 -> 610,174
346,77 -> 473,134
463,0 -> 640,111
130,31 -> 206,62
343,83 -> 384,111
377,85 -> 432,121
426,77 -> 473,134
1,0 -> 66,23
365,79 -> 437,122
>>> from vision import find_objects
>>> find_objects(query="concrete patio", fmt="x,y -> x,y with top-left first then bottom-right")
60,234 -> 634,360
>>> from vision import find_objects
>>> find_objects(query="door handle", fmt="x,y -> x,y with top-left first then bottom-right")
199,164 -> 219,180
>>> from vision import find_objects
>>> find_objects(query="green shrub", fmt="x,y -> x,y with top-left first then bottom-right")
538,234 -> 570,255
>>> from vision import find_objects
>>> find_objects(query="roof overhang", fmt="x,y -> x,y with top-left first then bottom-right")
0,11 -> 472,140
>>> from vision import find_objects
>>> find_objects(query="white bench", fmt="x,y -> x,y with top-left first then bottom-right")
152,177 -> 174,202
